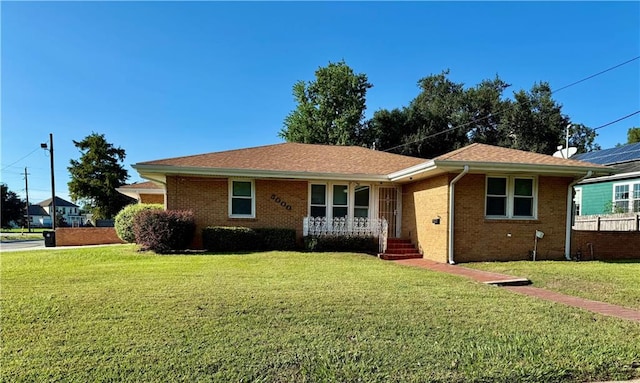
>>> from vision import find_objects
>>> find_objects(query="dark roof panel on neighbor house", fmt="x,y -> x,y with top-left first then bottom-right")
26,205 -> 49,216
38,196 -> 79,208
571,142 -> 640,165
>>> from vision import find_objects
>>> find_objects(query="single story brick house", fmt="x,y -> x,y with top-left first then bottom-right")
130,142 -> 610,263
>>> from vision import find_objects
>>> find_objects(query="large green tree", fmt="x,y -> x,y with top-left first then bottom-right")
366,72 -> 599,158
502,82 -> 570,155
367,71 -> 510,158
1,183 -> 24,228
68,133 -> 134,219
280,61 -> 372,145
568,123 -> 601,153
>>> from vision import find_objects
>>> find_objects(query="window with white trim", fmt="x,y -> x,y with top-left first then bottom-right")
354,186 -> 371,218
229,180 -> 255,218
332,184 -> 349,218
310,182 -> 370,219
310,184 -> 327,217
613,181 -> 640,213
485,176 -> 536,218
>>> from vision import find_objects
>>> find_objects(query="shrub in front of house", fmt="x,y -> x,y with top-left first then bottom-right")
114,203 -> 163,243
254,228 -> 297,251
202,227 -> 297,252
133,210 -> 195,253
304,235 -> 378,253
202,226 -> 261,252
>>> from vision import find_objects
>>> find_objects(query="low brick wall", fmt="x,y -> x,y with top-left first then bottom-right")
55,227 -> 125,247
572,230 -> 640,260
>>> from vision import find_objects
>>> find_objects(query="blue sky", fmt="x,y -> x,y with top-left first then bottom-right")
2,1 -> 639,203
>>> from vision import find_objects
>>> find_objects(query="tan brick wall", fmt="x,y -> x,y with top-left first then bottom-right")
166,176 -> 308,248
140,193 -> 164,205
401,174 -> 451,263
453,174 -> 571,262
572,231 -> 640,260
55,227 -> 124,246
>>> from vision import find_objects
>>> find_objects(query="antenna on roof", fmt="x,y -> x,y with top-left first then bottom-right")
553,124 -> 578,158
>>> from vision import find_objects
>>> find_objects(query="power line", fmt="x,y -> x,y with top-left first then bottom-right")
382,56 -> 640,153
383,113 -> 499,153
552,56 -> 639,94
593,110 -> 640,131
1,147 -> 42,171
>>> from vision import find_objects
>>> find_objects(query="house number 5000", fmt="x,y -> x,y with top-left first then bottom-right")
271,194 -> 292,211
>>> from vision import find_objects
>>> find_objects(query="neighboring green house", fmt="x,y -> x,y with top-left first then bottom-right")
572,142 -> 640,215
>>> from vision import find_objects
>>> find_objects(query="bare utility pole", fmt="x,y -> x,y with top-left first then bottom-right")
41,133 -> 55,229
24,167 -> 31,233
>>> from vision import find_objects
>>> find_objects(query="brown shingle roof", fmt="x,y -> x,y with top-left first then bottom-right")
137,143 -> 427,176
435,143 -> 610,169
119,181 -> 162,190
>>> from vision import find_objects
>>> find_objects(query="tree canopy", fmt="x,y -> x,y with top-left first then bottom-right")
1,183 -> 24,228
280,61 -> 372,145
67,133 -> 134,219
627,127 -> 640,144
366,74 -> 599,158
283,65 -> 601,158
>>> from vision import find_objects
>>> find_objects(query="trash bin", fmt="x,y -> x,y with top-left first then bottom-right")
43,231 -> 56,247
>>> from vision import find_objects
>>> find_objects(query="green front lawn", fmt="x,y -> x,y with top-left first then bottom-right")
2,246 -> 639,382
465,260 -> 640,310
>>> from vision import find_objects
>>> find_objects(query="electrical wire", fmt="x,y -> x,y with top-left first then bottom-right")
382,56 -> 640,153
552,56 -> 639,94
1,147 -> 42,171
593,110 -> 640,131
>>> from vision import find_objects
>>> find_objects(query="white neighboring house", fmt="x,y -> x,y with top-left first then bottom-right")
25,204 -> 52,228
37,196 -> 86,227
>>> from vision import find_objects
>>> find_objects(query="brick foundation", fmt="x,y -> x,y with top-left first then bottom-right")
55,227 -> 125,246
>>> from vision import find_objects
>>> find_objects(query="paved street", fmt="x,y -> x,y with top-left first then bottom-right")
0,239 -> 45,252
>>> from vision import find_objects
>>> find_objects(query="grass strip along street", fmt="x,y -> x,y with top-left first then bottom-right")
2,246 -> 639,382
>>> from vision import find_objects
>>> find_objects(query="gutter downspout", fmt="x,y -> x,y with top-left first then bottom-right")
448,165 -> 470,264
565,171 -> 592,260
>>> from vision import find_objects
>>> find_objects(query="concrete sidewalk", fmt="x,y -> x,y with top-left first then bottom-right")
393,258 -> 640,323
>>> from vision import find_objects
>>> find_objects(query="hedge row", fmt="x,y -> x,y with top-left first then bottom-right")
202,227 -> 297,252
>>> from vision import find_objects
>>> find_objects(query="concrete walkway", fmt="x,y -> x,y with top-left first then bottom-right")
393,258 -> 640,323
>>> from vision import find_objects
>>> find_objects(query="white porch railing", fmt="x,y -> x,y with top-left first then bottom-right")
303,217 -> 389,253
573,213 -> 640,231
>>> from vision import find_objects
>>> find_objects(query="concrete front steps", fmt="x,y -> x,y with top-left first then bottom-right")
379,238 -> 422,260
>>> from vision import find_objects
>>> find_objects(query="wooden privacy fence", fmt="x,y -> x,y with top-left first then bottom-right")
573,213 -> 640,231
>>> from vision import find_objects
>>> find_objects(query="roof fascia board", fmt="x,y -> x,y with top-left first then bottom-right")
433,160 -> 614,176
387,160 -> 436,181
133,165 -> 390,183
577,170 -> 640,184
115,187 -> 164,195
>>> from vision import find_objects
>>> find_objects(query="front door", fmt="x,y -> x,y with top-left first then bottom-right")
378,187 -> 399,237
